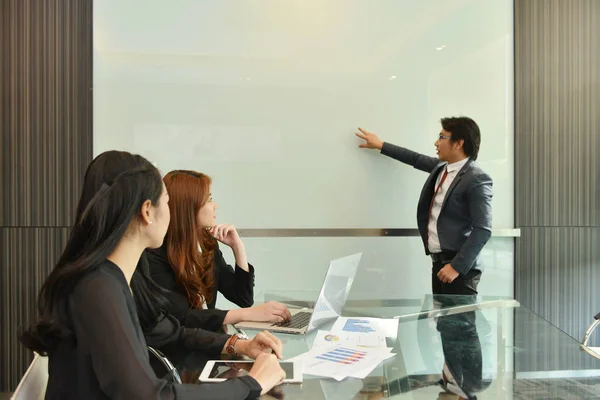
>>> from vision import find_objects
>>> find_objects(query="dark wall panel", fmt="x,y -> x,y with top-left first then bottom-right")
0,0 -> 93,227
516,227 -> 600,344
515,0 -> 600,227
0,0 -> 92,391
515,0 -> 600,353
0,228 -> 71,390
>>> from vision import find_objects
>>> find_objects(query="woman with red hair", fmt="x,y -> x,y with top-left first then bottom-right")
146,170 -> 291,332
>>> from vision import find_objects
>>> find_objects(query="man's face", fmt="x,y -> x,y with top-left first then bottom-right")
434,129 -> 463,162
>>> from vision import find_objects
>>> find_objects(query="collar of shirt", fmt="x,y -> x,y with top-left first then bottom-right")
445,157 -> 470,174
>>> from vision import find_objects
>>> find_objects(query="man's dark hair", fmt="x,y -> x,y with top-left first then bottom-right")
441,116 -> 481,160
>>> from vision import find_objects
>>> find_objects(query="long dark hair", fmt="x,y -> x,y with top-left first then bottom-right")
20,150 -> 168,354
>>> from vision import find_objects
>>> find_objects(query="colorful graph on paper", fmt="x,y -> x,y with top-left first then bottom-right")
342,318 -> 376,333
315,347 -> 367,365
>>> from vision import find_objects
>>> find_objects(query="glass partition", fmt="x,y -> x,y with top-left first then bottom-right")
94,0 -> 516,297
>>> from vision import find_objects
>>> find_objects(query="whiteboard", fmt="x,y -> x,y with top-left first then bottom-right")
93,0 -> 514,229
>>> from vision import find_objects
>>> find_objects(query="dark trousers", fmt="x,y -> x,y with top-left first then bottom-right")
436,297 -> 483,398
432,260 -> 482,295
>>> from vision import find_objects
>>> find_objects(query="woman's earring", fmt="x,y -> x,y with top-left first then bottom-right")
149,221 -> 153,224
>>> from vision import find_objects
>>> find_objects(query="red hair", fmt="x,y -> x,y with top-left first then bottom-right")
163,170 -> 216,308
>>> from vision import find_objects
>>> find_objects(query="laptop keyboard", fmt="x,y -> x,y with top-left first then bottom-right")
272,311 -> 312,329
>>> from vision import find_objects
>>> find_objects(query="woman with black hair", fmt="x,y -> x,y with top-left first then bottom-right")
20,150 -> 286,399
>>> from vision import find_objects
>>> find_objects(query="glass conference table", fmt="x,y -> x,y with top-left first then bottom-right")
166,291 -> 600,399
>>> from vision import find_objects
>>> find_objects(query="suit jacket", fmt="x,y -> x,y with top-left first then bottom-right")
381,142 -> 493,274
146,243 -> 255,331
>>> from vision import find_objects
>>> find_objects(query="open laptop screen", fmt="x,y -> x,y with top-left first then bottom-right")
307,252 -> 362,332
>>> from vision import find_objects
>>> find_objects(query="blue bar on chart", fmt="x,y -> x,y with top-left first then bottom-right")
342,318 -> 376,333
315,347 -> 367,365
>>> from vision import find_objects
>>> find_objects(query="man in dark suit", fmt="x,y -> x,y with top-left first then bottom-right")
355,117 -> 493,295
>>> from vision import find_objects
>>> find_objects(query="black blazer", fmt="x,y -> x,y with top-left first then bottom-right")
146,243 -> 255,331
45,260 -> 261,399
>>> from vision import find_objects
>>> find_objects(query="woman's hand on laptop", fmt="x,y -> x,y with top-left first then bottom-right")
249,301 -> 292,323
236,331 -> 283,359
224,301 -> 291,324
229,301 -> 292,324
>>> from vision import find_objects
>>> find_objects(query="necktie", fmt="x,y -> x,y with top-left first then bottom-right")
426,168 -> 448,251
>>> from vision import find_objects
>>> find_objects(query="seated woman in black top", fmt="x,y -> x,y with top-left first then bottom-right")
146,170 -> 291,332
19,150 -> 285,399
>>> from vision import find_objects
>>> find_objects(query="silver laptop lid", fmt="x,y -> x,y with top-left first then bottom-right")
306,252 -> 363,332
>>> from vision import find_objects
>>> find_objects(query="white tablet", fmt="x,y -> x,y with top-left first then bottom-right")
198,360 -> 302,383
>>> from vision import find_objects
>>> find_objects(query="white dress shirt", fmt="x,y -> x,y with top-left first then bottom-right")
427,157 -> 470,253
196,243 -> 208,309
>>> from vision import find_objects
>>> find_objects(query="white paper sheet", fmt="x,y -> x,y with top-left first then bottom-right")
347,351 -> 396,379
288,344 -> 395,381
330,317 -> 399,338
312,330 -> 387,349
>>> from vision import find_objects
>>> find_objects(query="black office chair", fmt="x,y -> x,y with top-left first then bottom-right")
581,312 -> 600,360
148,346 -> 182,384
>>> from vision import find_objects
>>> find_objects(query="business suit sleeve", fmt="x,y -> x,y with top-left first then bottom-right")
144,313 -> 230,358
215,247 -> 255,308
451,174 -> 493,274
155,277 -> 229,332
380,142 -> 440,173
147,265 -> 192,322
147,250 -> 230,331
182,308 -> 231,332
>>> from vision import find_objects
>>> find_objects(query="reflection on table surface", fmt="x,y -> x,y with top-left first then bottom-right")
165,293 -> 600,399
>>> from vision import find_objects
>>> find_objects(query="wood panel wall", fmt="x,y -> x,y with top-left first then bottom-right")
515,0 -> 600,370
0,0 -> 93,391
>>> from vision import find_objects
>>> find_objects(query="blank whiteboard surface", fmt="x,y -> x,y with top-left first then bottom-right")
94,0 -> 514,229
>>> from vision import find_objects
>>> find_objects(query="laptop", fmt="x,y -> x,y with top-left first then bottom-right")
234,252 -> 363,334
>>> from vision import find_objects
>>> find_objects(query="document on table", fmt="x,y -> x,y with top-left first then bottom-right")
330,317 -> 399,338
288,344 -> 395,381
312,330 -> 387,349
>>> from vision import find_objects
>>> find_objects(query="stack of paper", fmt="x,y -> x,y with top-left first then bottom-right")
288,316 -> 399,381
311,316 -> 398,350
288,343 -> 395,381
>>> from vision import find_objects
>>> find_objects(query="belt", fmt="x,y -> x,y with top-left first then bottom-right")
430,251 -> 457,263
